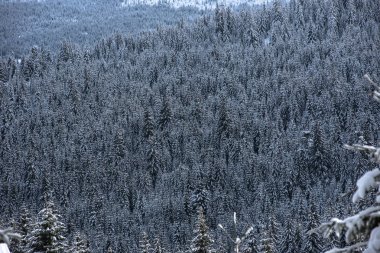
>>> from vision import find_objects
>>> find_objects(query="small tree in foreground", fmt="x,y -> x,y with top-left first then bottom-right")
26,200 -> 67,253
315,75 -> 380,253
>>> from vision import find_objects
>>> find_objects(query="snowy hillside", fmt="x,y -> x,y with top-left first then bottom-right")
121,0 -> 267,9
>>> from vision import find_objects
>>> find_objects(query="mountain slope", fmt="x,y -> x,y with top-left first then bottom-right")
1,0 -> 380,252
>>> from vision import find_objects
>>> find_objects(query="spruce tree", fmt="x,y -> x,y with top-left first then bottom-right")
26,200 -> 67,253
147,139 -> 160,188
258,230 -> 274,253
217,98 -> 231,141
143,108 -> 155,140
11,207 -> 32,253
140,232 -> 152,253
153,237 -> 165,253
159,96 -> 172,130
70,232 -> 90,253
302,203 -> 323,253
317,75 -> 380,252
190,207 -> 213,253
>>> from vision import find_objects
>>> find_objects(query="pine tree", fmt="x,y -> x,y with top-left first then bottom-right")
241,230 -> 258,253
190,207 -> 213,253
302,203 -> 323,253
309,122 -> 331,180
153,237 -> 165,253
267,216 -> 279,253
26,200 -> 67,253
258,230 -> 274,253
70,232 -> 90,253
147,139 -> 160,188
0,62 -> 8,83
159,96 -> 172,130
114,129 -> 125,159
190,188 -> 209,214
140,232 -> 152,253
279,221 -> 292,253
317,75 -> 380,252
143,108 -> 154,140
217,98 -> 231,141
12,207 -> 32,253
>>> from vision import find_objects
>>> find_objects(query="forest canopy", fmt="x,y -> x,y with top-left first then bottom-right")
0,0 -> 380,252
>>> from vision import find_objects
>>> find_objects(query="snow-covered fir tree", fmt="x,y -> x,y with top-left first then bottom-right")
190,207 -> 213,253
153,237 -> 165,253
26,200 -> 67,253
317,75 -> 380,252
140,232 -> 152,253
70,232 -> 90,253
303,203 -> 323,253
19,207 -> 32,252
257,230 -> 274,253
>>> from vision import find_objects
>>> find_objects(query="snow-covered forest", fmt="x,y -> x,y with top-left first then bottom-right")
1,0 -> 380,252
0,0 -> 201,56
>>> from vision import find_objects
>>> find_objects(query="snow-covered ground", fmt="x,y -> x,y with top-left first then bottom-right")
121,0 -> 267,10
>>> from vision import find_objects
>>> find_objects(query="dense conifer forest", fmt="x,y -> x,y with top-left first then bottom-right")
0,0 -> 201,56
1,0 -> 380,252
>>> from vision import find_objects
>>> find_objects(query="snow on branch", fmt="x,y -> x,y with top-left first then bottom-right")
315,75 -> 380,253
344,144 -> 380,164
351,168 -> 380,203
324,242 -> 367,253
364,74 -> 380,102
0,228 -> 20,245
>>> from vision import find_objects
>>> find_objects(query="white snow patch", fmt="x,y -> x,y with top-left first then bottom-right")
120,0 -> 266,10
0,244 -> 10,253
353,168 -> 380,203
264,37 -> 271,46
365,227 -> 380,253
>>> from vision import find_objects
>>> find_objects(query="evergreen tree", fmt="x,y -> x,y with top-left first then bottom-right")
279,221 -> 292,253
11,207 -> 32,253
143,108 -> 155,140
317,75 -> 380,252
258,230 -> 274,253
147,139 -> 161,188
70,232 -> 90,253
159,96 -> 172,130
190,208 -> 213,253
140,232 -> 152,253
302,203 -> 323,253
241,231 -> 258,253
217,98 -> 231,141
26,200 -> 67,253
114,129 -> 126,159
266,216 -> 279,253
0,62 -> 8,83
153,237 -> 165,253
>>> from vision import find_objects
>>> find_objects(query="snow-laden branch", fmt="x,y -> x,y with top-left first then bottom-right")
364,74 -> 380,102
351,168 -> 380,203
0,228 -> 20,245
344,144 -> 380,164
325,242 -> 367,253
